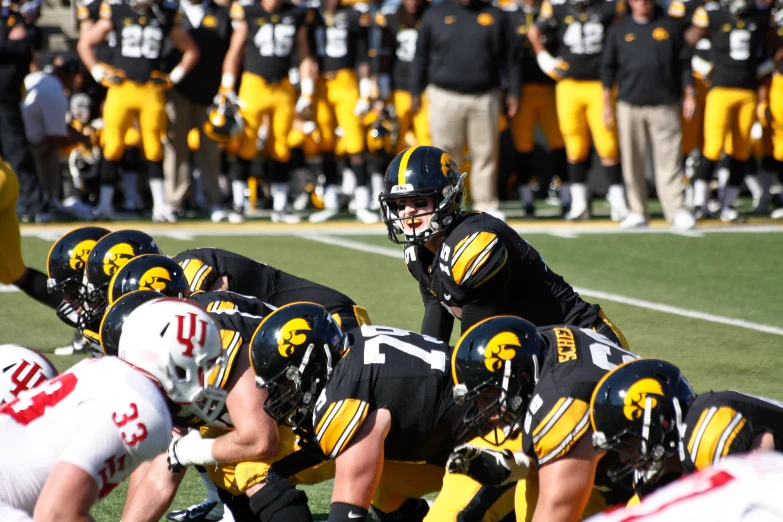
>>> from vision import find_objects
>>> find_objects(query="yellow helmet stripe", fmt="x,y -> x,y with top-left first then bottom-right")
397,146 -> 419,187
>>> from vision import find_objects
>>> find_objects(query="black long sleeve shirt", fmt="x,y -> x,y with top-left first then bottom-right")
600,7 -> 692,105
0,12 -> 31,103
411,0 -> 520,97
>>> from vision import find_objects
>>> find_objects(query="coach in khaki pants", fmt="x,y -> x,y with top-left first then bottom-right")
601,0 -> 696,230
163,0 -> 232,222
411,0 -> 519,219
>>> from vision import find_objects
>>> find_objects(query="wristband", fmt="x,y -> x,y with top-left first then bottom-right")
169,65 -> 185,85
359,78 -> 372,99
535,50 -> 558,75
221,72 -> 236,90
90,64 -> 106,83
300,77 -> 315,97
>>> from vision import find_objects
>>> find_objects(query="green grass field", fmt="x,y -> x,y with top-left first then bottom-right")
2,221 -> 783,521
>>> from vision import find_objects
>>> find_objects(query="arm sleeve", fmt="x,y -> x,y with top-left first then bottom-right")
676,28 -> 693,90
599,25 -> 617,89
355,22 -> 370,67
459,259 -> 510,335
0,21 -> 31,57
504,12 -> 521,98
419,283 -> 454,342
410,11 -> 430,95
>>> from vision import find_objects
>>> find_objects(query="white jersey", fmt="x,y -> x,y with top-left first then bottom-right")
587,452 -> 783,522
0,357 -> 172,516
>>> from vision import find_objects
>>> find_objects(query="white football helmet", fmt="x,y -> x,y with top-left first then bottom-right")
0,345 -> 59,404
118,299 -> 227,423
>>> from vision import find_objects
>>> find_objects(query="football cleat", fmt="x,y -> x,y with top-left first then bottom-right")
166,499 -> 225,522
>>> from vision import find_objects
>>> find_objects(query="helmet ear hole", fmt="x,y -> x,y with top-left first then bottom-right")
174,366 -> 188,381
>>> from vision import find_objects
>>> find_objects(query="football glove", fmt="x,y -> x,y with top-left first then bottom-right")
536,51 -> 569,81
214,89 -> 240,108
150,70 -> 174,91
691,55 -> 714,84
446,444 -> 532,486
295,95 -> 313,117
167,430 -> 216,472
354,97 -> 371,117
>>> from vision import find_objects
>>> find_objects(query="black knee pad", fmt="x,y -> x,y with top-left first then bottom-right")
101,159 -> 120,185
551,147 -> 567,180
728,157 -> 747,186
370,498 -> 429,522
321,153 -> 338,185
350,160 -> 368,186
148,160 -> 164,180
248,473 -> 312,522
603,163 -> 622,185
567,158 -> 590,184
693,155 -> 716,182
515,151 -> 533,185
267,160 -> 290,184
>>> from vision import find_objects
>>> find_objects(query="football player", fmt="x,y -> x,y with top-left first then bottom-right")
769,5 -> 783,219
585,452 -> 783,522
378,146 -> 628,348
120,295 -> 328,522
308,0 -> 375,223
76,0 -> 200,222
448,315 -> 640,521
0,299 -> 227,522
527,0 -> 629,221
173,247 -> 371,331
106,253 -> 190,305
252,302 -> 518,522
685,0 -> 777,222
0,345 -> 58,404
590,358 -> 783,500
375,0 -> 431,152
219,0 -> 314,224
0,157 -> 65,311
503,0 -> 568,217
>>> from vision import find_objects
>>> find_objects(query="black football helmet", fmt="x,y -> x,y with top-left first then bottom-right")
107,254 -> 189,306
82,230 -> 161,332
452,316 -> 543,445
47,226 -> 110,327
100,290 -> 165,356
203,94 -> 244,145
590,358 -> 696,493
379,145 -> 466,245
366,107 -> 399,159
250,302 -> 345,431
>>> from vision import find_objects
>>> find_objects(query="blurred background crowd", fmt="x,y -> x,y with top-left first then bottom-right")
1,0 -> 782,228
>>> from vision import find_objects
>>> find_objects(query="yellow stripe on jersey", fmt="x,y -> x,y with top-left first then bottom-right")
692,6 -> 709,28
179,258 -> 214,293
214,329 -> 242,389
315,399 -> 370,459
76,6 -> 89,21
229,1 -> 245,20
99,1 -> 111,20
668,0 -> 686,18
533,398 -> 590,465
451,231 -> 499,286
397,146 -> 419,187
471,249 -> 508,288
687,406 -> 745,470
540,0 -> 553,18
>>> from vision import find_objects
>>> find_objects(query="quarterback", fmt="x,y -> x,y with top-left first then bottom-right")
378,145 -> 628,348
0,299 -> 227,522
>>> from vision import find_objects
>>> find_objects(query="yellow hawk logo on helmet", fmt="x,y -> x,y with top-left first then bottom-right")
69,239 -> 97,271
484,331 -> 521,372
276,318 -> 312,357
440,152 -> 459,178
103,243 -> 136,276
139,267 -> 173,292
623,378 -> 664,421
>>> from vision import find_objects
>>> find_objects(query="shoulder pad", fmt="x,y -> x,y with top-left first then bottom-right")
685,403 -> 748,470
446,230 -> 508,288
524,393 -> 591,465
314,394 -> 370,459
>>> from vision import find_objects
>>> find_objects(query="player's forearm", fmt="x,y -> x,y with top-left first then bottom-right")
527,24 -> 546,55
176,47 -> 200,76
122,453 -> 184,522
76,37 -> 98,70
211,427 -> 278,464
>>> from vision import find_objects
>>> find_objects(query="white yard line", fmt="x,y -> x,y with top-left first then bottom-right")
302,235 -> 783,337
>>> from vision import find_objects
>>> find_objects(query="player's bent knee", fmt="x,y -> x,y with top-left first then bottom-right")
248,473 -> 312,522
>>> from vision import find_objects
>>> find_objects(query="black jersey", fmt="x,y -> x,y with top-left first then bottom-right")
376,7 -> 425,92
99,0 -> 180,83
312,325 -> 470,463
77,0 -> 117,64
692,2 -> 770,89
523,325 -> 638,503
313,5 -> 371,73
189,289 -> 271,338
504,3 -> 554,86
230,0 -> 309,82
682,390 -> 783,473
667,0 -> 701,33
405,212 -> 601,336
174,247 -> 356,314
536,0 -> 625,80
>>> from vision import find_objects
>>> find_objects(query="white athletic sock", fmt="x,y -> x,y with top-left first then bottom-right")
231,180 -> 247,210
693,179 -> 709,208
149,178 -> 165,209
271,183 -> 289,212
569,183 -> 587,214
354,185 -> 370,212
324,185 -> 340,211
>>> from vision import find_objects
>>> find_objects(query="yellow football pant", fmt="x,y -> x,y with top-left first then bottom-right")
514,478 -> 608,521
681,81 -> 708,156
512,83 -> 564,153
556,79 -> 619,162
102,81 -> 166,162
315,69 -> 365,154
237,72 -> 295,163
332,305 -> 372,332
702,86 -> 757,162
393,90 -> 431,152
769,73 -> 783,161
0,159 -> 24,284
